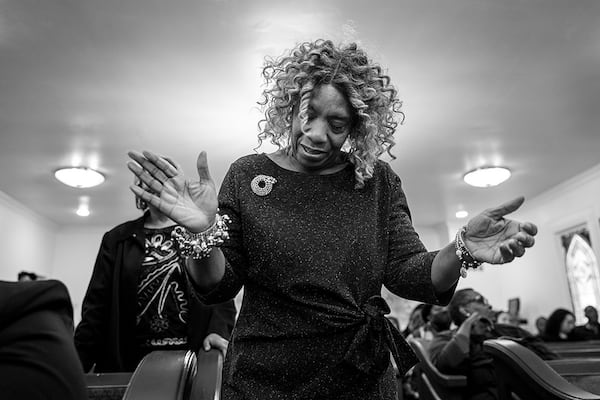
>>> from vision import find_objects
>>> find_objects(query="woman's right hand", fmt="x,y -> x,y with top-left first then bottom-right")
456,311 -> 483,337
127,150 -> 218,232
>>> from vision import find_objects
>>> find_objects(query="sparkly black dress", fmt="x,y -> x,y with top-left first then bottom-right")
200,154 -> 455,400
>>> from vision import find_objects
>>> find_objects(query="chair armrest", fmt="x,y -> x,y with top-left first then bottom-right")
123,350 -> 197,400
190,349 -> 223,400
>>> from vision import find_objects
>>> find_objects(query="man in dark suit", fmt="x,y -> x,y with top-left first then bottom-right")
0,279 -> 87,400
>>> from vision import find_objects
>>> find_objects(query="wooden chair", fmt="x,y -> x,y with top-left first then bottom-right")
484,338 -> 600,400
190,349 -> 224,400
86,350 -> 202,400
408,338 -> 467,400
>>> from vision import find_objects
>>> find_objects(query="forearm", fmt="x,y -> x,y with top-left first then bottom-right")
431,242 -> 461,293
185,247 -> 226,292
435,334 -> 470,371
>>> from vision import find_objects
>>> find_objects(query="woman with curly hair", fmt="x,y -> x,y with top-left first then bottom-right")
127,39 -> 538,399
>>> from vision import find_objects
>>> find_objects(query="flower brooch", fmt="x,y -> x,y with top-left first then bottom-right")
251,175 -> 277,196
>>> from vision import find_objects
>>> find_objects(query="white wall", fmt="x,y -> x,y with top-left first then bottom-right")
451,163 -> 600,333
52,226 -> 110,325
0,190 -> 58,281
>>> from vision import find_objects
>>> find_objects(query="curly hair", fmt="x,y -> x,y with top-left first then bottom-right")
257,39 -> 403,189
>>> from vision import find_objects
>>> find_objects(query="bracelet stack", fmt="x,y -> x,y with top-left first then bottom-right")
171,214 -> 231,259
455,226 -> 483,278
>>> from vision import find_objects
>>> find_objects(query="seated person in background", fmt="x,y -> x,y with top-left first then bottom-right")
534,315 -> 547,338
402,304 -> 452,399
426,304 -> 453,335
17,270 -> 40,281
402,303 -> 428,339
541,308 -> 585,342
430,288 -> 557,400
0,280 -> 87,400
495,311 -> 513,325
572,305 -> 600,340
75,181 -> 237,373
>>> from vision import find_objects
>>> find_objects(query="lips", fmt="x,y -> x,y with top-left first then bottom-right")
300,144 -> 325,155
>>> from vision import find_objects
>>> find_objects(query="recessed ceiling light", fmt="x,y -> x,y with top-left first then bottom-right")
463,166 -> 511,188
76,203 -> 90,217
54,167 -> 105,188
455,210 -> 469,219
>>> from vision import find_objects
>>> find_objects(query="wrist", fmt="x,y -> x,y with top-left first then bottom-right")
455,226 -> 483,278
172,214 -> 230,259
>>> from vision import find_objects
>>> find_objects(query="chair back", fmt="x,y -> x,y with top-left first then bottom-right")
190,349 -> 223,400
85,350 -> 197,400
408,338 -> 467,400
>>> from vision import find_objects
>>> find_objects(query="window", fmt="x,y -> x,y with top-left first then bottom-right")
560,226 -> 600,323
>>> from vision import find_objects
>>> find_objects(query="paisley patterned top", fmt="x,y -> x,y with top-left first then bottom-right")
136,226 -> 189,350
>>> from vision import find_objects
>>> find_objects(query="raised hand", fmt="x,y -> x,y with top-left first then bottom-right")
127,150 -> 218,232
463,196 -> 538,264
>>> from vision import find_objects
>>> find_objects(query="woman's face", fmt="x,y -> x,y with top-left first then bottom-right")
560,313 -> 575,334
289,84 -> 353,173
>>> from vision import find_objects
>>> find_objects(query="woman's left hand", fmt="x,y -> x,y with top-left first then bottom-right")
202,333 -> 229,357
463,196 -> 538,264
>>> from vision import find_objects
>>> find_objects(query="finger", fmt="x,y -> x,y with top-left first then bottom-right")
162,156 -> 183,178
485,196 -> 525,219
499,243 -> 515,263
197,151 -> 212,183
127,161 -> 164,194
507,239 -> 525,258
128,150 -> 169,183
130,184 -> 162,210
142,151 -> 179,179
521,222 -> 538,236
513,231 -> 535,248
202,336 -> 211,352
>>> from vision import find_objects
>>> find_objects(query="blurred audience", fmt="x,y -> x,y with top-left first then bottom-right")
541,308 -> 584,342
402,303 -> 428,338
17,270 -> 40,281
534,316 -> 547,337
429,288 -> 557,400
572,305 -> 600,340
495,311 -> 513,325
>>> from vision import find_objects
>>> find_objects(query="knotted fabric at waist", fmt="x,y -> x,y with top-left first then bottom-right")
342,295 -> 418,376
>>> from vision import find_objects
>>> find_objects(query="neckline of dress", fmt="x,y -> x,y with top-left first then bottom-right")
261,152 -> 351,178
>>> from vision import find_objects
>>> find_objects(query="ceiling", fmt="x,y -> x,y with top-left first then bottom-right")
0,0 -> 599,229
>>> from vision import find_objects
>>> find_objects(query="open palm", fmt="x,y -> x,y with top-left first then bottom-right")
464,197 -> 538,264
128,150 -> 218,232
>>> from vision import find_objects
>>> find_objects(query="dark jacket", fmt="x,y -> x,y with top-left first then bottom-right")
74,213 -> 237,372
0,280 -> 87,400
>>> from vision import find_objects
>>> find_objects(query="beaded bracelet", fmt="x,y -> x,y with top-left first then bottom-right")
171,214 -> 231,259
455,226 -> 483,278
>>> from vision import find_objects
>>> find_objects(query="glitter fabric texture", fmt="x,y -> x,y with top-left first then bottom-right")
197,153 -> 455,400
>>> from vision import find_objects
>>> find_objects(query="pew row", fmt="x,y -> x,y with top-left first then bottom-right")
484,339 -> 600,400
546,341 -> 600,359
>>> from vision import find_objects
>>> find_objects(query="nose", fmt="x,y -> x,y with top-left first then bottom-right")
303,118 -> 328,143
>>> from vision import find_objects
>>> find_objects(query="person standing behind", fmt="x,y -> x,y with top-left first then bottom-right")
127,39 -> 538,400
74,181 -> 237,373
